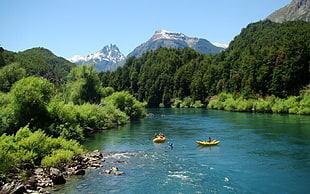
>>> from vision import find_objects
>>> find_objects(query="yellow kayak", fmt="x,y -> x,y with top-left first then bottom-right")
153,136 -> 166,143
195,140 -> 220,145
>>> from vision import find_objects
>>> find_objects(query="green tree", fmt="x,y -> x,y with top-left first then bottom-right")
0,62 -> 26,92
104,91 -> 146,119
65,65 -> 102,104
10,76 -> 54,131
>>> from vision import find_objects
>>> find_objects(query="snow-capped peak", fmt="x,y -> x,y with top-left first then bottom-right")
150,30 -> 200,47
150,30 -> 229,49
212,42 -> 229,48
151,30 -> 188,41
69,44 -> 126,71
69,44 -> 125,64
69,55 -> 85,63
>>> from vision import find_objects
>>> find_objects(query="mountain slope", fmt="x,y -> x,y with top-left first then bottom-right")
266,0 -> 310,22
127,30 -> 225,57
69,44 -> 125,71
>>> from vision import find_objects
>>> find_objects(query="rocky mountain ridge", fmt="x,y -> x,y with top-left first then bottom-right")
266,0 -> 310,22
127,30 -> 225,57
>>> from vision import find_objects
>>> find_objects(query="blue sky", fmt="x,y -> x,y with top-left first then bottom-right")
1,0 -> 291,59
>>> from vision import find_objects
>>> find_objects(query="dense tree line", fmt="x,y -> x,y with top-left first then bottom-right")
99,20 -> 310,111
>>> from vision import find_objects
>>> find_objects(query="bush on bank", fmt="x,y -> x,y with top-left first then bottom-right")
0,125 -> 83,181
207,87 -> 310,115
171,97 -> 204,108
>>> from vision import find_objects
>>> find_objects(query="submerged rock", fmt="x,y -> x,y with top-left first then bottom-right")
103,169 -> 112,174
114,171 -> 125,176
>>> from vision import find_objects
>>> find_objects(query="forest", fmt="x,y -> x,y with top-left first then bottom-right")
100,20 -> 310,113
0,20 -> 309,182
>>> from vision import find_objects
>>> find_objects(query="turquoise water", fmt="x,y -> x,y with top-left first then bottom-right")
53,109 -> 310,193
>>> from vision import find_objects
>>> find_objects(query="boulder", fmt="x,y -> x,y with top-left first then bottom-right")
0,181 -> 27,194
73,169 -> 86,175
104,169 -> 112,174
49,168 -> 66,185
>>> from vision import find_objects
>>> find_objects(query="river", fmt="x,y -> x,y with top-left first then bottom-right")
52,108 -> 310,193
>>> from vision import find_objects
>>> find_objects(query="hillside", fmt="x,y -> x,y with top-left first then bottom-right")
0,47 -> 76,92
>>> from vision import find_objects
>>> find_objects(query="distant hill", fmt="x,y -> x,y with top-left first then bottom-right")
127,30 -> 226,57
0,47 -> 76,91
266,0 -> 310,22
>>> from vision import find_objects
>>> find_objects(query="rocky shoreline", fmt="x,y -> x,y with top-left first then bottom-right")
0,150 -> 124,194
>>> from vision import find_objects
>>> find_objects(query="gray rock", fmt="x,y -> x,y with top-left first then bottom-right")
0,181 -> 27,194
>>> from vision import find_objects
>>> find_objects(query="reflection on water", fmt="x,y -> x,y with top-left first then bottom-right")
53,109 -> 310,194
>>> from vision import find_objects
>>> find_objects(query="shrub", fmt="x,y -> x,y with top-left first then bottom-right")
103,104 -> 129,125
11,77 -> 54,129
286,96 -> 301,114
253,98 -> 271,113
223,98 -> 236,111
191,100 -> 204,108
57,123 -> 84,142
46,137 -> 83,155
0,103 -> 17,135
47,98 -> 131,140
104,91 -> 146,119
271,98 -> 288,113
171,98 -> 182,108
41,149 -> 74,167
235,97 -> 254,112
218,93 -> 232,102
18,130 -> 48,163
100,87 -> 115,98
298,95 -> 310,114
180,96 -> 192,108
0,126 -> 83,176
14,124 -> 32,141
207,98 -> 222,110
0,134 -> 17,175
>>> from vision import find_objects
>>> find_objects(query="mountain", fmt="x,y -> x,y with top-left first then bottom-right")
69,44 -> 125,71
266,0 -> 310,22
127,30 -> 226,57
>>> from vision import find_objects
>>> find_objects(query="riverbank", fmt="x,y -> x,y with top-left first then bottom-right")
207,92 -> 310,115
0,150 -> 105,193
